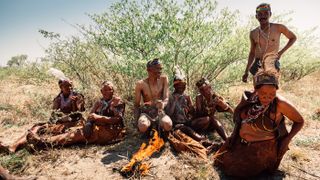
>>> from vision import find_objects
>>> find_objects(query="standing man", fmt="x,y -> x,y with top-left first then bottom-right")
134,58 -> 172,134
242,3 -> 297,82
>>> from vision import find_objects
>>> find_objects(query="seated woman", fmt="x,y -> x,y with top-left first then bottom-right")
53,79 -> 85,114
0,79 -> 85,153
215,71 -> 304,177
192,78 -> 234,141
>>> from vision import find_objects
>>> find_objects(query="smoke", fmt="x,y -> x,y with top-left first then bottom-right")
47,67 -> 69,81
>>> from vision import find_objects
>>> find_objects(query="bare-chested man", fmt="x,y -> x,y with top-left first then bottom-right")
242,3 -> 297,82
134,58 -> 172,134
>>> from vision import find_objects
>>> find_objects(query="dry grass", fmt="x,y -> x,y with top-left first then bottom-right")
1,71 -> 320,179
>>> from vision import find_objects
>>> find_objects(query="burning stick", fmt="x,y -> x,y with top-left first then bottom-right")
120,129 -> 164,177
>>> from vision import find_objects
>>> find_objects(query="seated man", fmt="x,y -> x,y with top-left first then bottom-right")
82,81 -> 126,144
0,81 -> 125,153
0,79 -> 85,153
215,71 -> 304,177
134,58 -> 172,135
192,78 -> 234,141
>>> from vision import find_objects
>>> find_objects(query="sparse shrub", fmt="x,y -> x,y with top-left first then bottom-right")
0,149 -> 30,173
312,108 -> 320,121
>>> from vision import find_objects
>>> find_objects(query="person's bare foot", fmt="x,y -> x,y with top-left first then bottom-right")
26,130 -> 46,149
0,165 -> 37,180
206,142 -> 222,154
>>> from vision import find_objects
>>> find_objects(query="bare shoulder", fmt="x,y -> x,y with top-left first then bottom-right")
250,28 -> 258,37
160,75 -> 169,82
276,94 -> 298,111
272,23 -> 288,31
276,94 -> 304,122
135,79 -> 146,89
112,96 -> 124,106
184,94 -> 191,99
251,27 -> 259,33
53,94 -> 61,101
195,94 -> 203,101
93,99 -> 102,106
184,94 -> 192,101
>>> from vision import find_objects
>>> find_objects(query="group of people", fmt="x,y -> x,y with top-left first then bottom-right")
134,58 -> 233,141
0,3 -> 305,179
0,79 -> 126,154
216,3 -> 303,177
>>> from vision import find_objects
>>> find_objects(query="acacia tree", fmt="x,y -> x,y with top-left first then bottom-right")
42,0 -> 320,97
7,54 -> 28,67
83,0 -> 248,93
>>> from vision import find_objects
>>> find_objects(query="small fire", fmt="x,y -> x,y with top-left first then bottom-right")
120,129 -> 164,177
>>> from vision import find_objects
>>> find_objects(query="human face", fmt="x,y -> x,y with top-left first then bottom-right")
148,64 -> 162,78
198,84 -> 212,98
256,10 -> 271,24
256,85 -> 277,106
173,81 -> 186,94
60,84 -> 72,96
101,85 -> 114,100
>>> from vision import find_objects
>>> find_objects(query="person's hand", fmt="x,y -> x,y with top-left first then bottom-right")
143,101 -> 152,106
155,100 -> 164,110
70,95 -> 78,101
83,121 -> 93,138
277,51 -> 283,59
242,73 -> 248,83
87,113 -> 100,121
173,95 -> 180,102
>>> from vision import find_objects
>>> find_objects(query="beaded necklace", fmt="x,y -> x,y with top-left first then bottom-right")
257,23 -> 271,57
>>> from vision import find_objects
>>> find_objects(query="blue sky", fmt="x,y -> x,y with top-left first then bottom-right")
0,0 -> 319,66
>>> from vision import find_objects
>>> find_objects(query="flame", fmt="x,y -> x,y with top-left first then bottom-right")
121,129 -> 164,176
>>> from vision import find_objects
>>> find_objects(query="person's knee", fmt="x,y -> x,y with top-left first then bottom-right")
197,117 -> 210,127
138,123 -> 150,133
210,118 -> 222,127
138,115 -> 151,133
203,117 -> 211,125
160,115 -> 172,131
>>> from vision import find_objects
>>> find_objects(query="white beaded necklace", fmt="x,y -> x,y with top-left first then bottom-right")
258,23 -> 271,56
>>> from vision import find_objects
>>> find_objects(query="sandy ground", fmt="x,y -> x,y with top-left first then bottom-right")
0,72 -> 320,179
